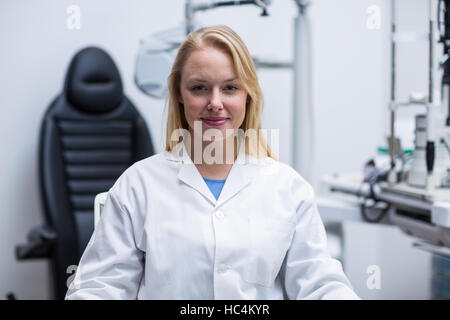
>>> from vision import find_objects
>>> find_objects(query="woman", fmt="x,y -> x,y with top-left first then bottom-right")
65,25 -> 360,300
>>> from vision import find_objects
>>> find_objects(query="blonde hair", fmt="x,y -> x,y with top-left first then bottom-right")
165,25 -> 277,160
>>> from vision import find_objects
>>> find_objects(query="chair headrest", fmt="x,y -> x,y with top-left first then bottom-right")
64,47 -> 123,114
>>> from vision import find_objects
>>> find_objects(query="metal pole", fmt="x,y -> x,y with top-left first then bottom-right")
429,0 -> 435,104
185,0 -> 193,35
293,1 -> 312,183
426,0 -> 437,192
389,0 -> 397,182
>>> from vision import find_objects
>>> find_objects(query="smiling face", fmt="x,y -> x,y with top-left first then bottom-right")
178,46 -> 248,141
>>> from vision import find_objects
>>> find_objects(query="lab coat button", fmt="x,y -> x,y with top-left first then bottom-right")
215,210 -> 225,219
217,264 -> 228,274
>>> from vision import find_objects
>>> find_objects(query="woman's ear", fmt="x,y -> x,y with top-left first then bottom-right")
177,93 -> 184,105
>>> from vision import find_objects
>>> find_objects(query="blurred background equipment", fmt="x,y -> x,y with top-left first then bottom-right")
15,47 -> 155,299
134,0 -> 272,99
322,0 -> 450,299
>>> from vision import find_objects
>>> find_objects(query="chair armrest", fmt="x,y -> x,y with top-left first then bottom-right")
15,225 -> 57,260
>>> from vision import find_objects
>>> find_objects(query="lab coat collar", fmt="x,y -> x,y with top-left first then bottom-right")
164,136 -> 261,208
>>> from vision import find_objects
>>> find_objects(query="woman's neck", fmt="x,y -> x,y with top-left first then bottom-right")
196,162 -> 233,180
189,137 -> 239,180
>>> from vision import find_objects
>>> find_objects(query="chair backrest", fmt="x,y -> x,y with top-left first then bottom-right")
39,46 -> 154,299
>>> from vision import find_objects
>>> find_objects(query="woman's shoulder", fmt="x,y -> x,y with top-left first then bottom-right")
109,151 -> 175,193
256,156 -> 306,179
132,151 -> 169,169
256,156 -> 315,196
129,149 -> 184,171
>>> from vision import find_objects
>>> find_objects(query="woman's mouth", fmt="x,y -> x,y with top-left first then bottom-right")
201,117 -> 229,127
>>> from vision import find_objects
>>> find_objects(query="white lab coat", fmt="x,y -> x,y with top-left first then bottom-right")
65,140 -> 360,300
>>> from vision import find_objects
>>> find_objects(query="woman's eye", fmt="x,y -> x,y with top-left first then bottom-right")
190,85 -> 238,92
191,85 -> 206,91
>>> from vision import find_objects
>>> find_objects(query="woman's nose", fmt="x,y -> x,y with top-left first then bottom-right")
207,89 -> 223,111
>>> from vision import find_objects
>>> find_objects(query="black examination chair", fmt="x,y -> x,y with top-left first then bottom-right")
15,46 -> 154,299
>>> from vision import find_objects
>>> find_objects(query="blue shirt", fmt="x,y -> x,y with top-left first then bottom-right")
202,177 -> 226,200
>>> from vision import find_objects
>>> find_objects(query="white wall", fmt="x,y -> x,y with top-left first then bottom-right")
0,0 -> 434,299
